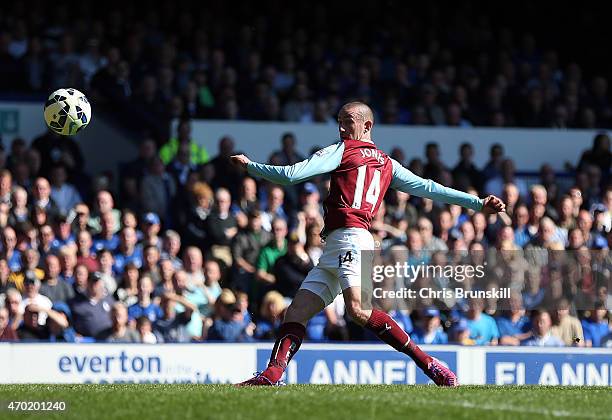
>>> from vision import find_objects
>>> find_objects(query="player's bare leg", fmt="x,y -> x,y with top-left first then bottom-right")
343,286 -> 458,387
236,289 -> 325,386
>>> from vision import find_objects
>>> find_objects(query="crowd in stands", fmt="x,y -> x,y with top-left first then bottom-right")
0,120 -> 610,346
1,1 -> 612,143
0,1 -> 610,347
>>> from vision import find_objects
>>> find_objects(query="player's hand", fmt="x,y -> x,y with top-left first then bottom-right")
482,195 -> 506,215
230,154 -> 251,169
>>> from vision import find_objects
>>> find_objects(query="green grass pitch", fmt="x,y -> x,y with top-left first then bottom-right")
0,384 -> 610,420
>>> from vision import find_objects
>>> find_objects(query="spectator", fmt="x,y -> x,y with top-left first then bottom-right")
17,304 -> 49,341
412,308 -> 448,344
416,217 -> 448,252
2,226 -> 21,272
0,170 -> 12,206
30,125 -> 82,175
121,138 -> 157,186
206,188 -> 238,264
161,230 -> 182,270
232,177 -> 259,220
386,191 -> 418,231
525,217 -> 565,255
113,227 -> 143,275
452,143 -> 482,191
449,318 -> 476,345
495,294 -> 532,345
577,133 -> 611,189
21,274 -> 52,325
72,264 -> 90,297
551,298 -> 585,347
136,316 -> 160,344
209,136 -> 243,194
76,230 -> 98,272
464,298 -> 500,345
482,144 -> 504,180
522,268 -> 545,310
4,288 -> 23,331
46,302 -> 76,342
106,302 -> 140,343
530,184 -> 559,222
167,142 -> 199,188
270,133 -> 305,166
7,186 -> 29,226
71,203 -> 91,236
423,142 -> 448,181
69,272 -> 114,339
183,182 -> 213,249
273,232 -> 313,298
58,245 -> 78,284
171,270 -> 205,340
260,186 -> 288,232
159,119 -> 209,165
49,165 -> 82,214
256,218 -> 288,290
305,223 -> 324,265
114,262 -> 139,307
90,191 -> 121,234
54,215 -> 76,248
0,306 -> 18,341
254,291 -> 286,340
92,212 -> 120,253
141,245 -> 162,285
202,260 -> 223,315
231,209 -> 271,292
557,195 -> 576,231
0,258 -> 15,295
39,254 -> 74,303
581,302 -> 610,347
154,291 -> 197,343
484,159 -> 528,199
141,212 -> 163,250
502,183 -> 521,219
30,177 -> 60,221
8,248 -> 44,292
182,246 -> 205,288
127,275 -> 163,324
140,158 -> 176,224
521,310 -> 565,347
38,224 -> 59,259
577,209 -> 607,249
207,289 -> 254,342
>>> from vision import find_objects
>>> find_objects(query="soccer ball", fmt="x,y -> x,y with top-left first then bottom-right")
43,88 -> 92,136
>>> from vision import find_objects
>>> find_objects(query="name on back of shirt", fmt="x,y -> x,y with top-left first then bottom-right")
360,148 -> 385,164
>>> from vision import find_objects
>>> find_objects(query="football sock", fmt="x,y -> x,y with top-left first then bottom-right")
262,322 -> 306,383
365,309 -> 432,371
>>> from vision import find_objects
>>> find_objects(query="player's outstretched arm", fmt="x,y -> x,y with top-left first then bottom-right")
231,142 -> 345,185
390,159 -> 505,213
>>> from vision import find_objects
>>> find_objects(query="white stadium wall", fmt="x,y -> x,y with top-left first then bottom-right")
1,343 -> 611,386
0,101 -> 602,172
183,119 -> 603,171
0,101 -> 137,178
0,102 -> 48,142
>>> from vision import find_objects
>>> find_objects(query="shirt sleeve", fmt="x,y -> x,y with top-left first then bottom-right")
247,141 -> 345,185
256,248 -> 269,271
389,158 -> 483,211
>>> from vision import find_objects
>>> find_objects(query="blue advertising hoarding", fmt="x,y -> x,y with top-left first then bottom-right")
257,347 -> 457,384
486,352 -> 612,385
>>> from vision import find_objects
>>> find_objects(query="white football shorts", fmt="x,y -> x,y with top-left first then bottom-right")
300,227 -> 375,307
